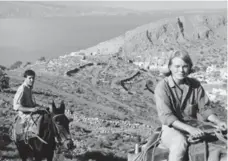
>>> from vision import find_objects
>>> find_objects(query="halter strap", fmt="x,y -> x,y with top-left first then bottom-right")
52,113 -> 65,120
52,113 -> 72,143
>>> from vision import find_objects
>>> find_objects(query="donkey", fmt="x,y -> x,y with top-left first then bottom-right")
15,100 -> 74,161
128,120 -> 227,161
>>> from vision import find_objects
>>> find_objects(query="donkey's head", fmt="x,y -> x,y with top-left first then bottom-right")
50,100 -> 74,150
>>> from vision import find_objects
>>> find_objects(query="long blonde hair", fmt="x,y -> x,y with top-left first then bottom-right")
163,49 -> 193,76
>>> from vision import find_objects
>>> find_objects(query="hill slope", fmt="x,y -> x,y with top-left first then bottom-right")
0,12 -> 227,160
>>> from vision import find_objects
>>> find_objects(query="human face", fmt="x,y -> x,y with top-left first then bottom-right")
169,57 -> 190,83
25,75 -> 35,87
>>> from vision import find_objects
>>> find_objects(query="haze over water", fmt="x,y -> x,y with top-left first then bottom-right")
0,14 -> 171,66
0,1 -> 226,67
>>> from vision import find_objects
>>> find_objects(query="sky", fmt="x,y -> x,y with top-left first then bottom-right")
1,0 -> 227,11
93,1 -> 227,11
41,1 -> 227,11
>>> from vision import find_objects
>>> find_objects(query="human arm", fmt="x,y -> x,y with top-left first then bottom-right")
196,85 -> 226,130
194,84 -> 227,132
172,120 -> 205,138
207,114 -> 227,131
154,81 -> 178,126
196,85 -> 215,120
17,106 -> 39,113
155,80 -> 204,138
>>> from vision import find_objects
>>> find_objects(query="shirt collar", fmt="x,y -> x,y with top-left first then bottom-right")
167,75 -> 190,88
23,82 -> 33,89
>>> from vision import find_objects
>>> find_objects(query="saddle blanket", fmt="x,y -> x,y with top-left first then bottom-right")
11,113 -> 43,142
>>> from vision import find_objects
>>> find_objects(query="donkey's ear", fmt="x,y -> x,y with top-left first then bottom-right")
50,100 -> 56,113
59,100 -> 65,113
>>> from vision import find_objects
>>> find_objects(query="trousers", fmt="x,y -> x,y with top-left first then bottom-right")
161,125 -> 188,161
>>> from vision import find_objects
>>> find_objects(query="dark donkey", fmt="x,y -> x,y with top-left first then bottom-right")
15,100 -> 74,161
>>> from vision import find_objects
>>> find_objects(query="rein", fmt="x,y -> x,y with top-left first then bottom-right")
24,109 -> 50,145
187,120 -> 227,144
12,109 -> 72,152
52,114 -> 72,144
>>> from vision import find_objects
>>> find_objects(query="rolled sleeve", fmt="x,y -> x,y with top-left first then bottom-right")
13,86 -> 24,111
155,81 -> 178,126
197,85 -> 215,120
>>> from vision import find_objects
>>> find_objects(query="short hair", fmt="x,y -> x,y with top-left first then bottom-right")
163,49 -> 193,76
23,69 -> 36,78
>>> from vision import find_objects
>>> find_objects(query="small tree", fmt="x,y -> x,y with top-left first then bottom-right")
0,69 -> 9,91
0,65 -> 7,70
38,56 -> 46,62
192,66 -> 201,73
23,62 -> 31,67
201,66 -> 207,72
9,61 -> 22,70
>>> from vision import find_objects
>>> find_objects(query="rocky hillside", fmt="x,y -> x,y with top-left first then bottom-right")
0,12 -> 227,161
20,13 -> 227,88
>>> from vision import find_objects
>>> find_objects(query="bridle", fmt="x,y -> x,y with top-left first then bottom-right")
51,113 -> 72,145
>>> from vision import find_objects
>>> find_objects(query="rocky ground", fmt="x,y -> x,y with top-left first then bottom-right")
0,63 -> 161,161
0,12 -> 227,161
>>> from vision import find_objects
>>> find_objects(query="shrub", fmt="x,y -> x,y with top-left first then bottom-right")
0,65 -> 7,70
38,56 -> 46,62
192,66 -> 201,72
201,66 -> 207,72
0,70 -> 9,91
9,61 -> 22,70
23,62 -> 31,67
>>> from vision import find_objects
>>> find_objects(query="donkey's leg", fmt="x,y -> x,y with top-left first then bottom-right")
21,158 -> 27,161
44,145 -> 55,161
20,156 -> 27,161
46,150 -> 54,161
16,142 -> 28,161
17,149 -> 28,161
34,155 -> 42,161
34,150 -> 42,161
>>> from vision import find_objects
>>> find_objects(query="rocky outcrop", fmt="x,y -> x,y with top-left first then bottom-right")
123,14 -> 226,63
19,13 -> 226,76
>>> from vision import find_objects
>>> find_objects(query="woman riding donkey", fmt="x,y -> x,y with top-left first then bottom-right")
155,49 -> 227,161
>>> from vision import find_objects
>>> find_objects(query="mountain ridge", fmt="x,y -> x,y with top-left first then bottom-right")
0,1 -> 226,18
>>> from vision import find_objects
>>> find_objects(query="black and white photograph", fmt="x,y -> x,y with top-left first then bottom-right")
0,1 -> 227,161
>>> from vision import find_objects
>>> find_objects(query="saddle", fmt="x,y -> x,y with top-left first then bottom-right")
128,127 -> 168,161
187,122 -> 227,161
128,121 -> 227,161
11,111 -> 47,143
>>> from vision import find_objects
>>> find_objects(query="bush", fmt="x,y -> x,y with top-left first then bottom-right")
0,69 -> 9,91
9,61 -> 22,70
201,66 -> 207,72
23,62 -> 31,67
0,65 -> 7,70
38,56 -> 46,62
192,66 -> 201,72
